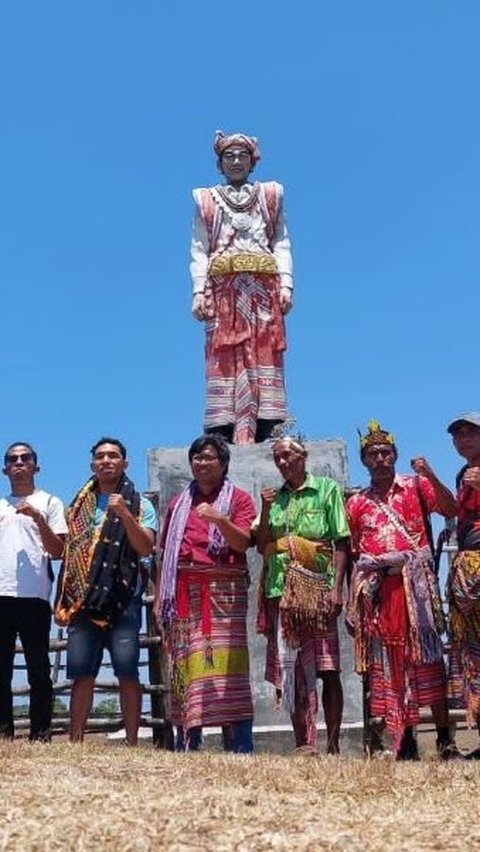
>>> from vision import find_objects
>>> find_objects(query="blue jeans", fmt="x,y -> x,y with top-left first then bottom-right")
67,596 -> 142,680
176,720 -> 253,753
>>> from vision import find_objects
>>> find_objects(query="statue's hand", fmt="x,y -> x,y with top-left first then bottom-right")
192,293 -> 206,321
279,287 -> 293,315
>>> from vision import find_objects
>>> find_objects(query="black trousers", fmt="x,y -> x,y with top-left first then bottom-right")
0,597 -> 53,740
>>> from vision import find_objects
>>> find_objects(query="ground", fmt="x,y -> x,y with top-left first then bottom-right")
1,739 -> 479,850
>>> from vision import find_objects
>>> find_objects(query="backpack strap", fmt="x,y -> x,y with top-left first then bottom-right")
456,464 -> 468,489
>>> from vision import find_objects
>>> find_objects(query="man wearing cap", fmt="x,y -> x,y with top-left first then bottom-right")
447,412 -> 480,758
346,420 -> 457,759
190,130 -> 293,445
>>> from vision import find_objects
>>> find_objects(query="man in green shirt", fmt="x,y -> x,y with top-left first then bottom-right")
256,437 -> 349,754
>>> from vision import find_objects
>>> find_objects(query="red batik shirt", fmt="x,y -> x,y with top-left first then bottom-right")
456,470 -> 480,550
347,474 -> 437,557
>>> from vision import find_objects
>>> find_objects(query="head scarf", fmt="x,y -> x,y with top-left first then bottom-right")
359,419 -> 396,451
272,435 -> 307,455
214,129 -> 261,164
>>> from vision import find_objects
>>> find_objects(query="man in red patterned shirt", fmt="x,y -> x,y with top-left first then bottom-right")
346,420 -> 457,759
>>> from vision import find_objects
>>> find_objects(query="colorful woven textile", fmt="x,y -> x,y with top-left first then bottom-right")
266,535 -> 332,644
447,550 -> 480,724
158,478 -> 234,630
55,475 -> 140,627
168,566 -> 253,730
262,597 -> 339,748
348,546 -> 446,751
204,270 -> 286,443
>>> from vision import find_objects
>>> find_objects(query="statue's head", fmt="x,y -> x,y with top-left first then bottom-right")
214,130 -> 260,183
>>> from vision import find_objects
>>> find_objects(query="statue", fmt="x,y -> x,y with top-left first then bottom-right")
190,130 -> 294,444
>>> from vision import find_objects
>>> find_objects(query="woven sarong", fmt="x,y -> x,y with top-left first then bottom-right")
168,565 -> 253,730
348,547 -> 446,752
447,550 -> 480,725
203,271 -> 287,443
262,597 -> 339,748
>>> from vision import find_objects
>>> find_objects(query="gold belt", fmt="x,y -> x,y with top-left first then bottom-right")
209,253 -> 277,276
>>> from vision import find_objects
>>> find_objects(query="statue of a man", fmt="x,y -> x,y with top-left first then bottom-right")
190,130 -> 294,444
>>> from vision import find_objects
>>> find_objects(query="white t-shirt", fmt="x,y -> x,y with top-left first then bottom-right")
0,490 -> 68,601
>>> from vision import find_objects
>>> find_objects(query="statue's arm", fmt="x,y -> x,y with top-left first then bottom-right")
271,186 -> 293,293
190,204 -> 209,294
190,198 -> 210,321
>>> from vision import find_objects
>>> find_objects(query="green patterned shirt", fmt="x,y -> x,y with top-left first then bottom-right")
263,473 -> 350,598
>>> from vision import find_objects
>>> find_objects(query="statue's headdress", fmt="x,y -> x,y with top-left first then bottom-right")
359,419 -> 395,451
214,130 -> 261,165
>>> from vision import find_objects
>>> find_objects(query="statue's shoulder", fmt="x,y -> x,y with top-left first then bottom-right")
259,181 -> 284,204
259,180 -> 284,194
257,182 -> 284,233
192,186 -> 220,222
192,186 -> 214,204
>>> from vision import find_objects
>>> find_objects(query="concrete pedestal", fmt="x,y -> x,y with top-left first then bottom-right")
147,440 -> 362,731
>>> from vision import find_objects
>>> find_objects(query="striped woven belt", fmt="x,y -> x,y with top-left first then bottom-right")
176,564 -> 247,635
209,253 -> 277,276
177,562 -> 247,575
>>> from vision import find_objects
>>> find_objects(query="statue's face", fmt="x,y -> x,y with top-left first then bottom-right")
219,145 -> 252,184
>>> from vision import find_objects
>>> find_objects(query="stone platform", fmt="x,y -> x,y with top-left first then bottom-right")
146,440 -> 362,729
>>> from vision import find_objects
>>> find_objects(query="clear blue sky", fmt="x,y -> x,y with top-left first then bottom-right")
1,1 -> 479,503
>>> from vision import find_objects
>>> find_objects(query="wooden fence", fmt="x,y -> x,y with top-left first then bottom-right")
11,537 -> 469,751
12,587 -> 174,748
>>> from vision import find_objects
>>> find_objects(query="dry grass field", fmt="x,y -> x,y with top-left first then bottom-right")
1,740 -> 480,851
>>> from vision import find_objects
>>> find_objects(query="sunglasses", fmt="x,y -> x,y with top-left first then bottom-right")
5,453 -> 34,464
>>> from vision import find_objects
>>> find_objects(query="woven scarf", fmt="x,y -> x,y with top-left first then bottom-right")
348,546 -> 445,674
158,478 -> 234,630
448,550 -> 480,643
55,474 -> 140,628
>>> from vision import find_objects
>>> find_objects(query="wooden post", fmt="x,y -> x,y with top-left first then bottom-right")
145,586 -> 173,750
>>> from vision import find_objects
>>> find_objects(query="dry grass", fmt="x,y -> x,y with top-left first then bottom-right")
1,741 -> 479,851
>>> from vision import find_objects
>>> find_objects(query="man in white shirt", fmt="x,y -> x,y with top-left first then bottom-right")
0,442 -> 67,741
190,130 -> 294,445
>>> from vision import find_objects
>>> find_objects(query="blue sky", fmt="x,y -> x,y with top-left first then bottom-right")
1,1 -> 479,504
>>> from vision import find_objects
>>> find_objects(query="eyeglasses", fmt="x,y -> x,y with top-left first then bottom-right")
222,151 -> 251,163
5,453 -> 33,464
191,454 -> 220,464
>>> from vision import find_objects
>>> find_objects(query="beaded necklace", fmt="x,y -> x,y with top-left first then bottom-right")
215,182 -> 260,212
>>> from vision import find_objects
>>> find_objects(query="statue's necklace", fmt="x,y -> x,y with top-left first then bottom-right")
216,182 -> 260,212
